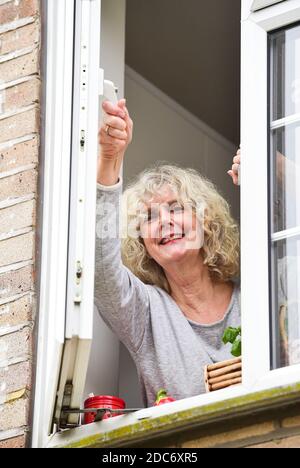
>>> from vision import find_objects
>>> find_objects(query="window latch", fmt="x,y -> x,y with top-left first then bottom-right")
74,261 -> 83,304
76,261 -> 83,281
80,130 -> 85,151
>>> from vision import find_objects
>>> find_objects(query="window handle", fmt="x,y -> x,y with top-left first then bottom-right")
98,68 -> 118,105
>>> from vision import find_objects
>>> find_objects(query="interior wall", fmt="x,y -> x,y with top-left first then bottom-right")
125,0 -> 241,145
123,66 -> 239,220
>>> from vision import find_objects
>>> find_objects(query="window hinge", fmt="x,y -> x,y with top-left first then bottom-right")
58,382 -> 74,428
60,407 -> 144,428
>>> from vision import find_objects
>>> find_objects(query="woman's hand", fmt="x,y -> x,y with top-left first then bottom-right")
98,98 -> 133,161
227,147 -> 240,186
97,98 -> 133,185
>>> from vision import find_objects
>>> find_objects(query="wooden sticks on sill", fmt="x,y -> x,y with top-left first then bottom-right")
204,357 -> 242,392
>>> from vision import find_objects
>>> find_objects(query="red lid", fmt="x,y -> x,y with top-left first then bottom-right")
84,395 -> 125,410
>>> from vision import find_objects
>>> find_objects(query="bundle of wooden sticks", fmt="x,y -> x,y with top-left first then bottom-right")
204,357 -> 242,392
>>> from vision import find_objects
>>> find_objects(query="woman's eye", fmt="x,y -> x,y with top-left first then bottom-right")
171,204 -> 184,213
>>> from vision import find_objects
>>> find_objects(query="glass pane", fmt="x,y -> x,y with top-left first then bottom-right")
271,24 -> 300,121
270,24 -> 300,370
271,122 -> 300,233
271,237 -> 300,368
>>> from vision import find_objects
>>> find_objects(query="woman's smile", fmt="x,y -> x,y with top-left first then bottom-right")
159,234 -> 186,246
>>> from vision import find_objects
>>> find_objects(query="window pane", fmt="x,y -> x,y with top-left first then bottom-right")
270,24 -> 300,370
271,24 -> 300,121
271,237 -> 300,368
271,123 -> 300,233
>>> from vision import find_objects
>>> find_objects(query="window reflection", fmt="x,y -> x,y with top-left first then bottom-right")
271,25 -> 300,121
272,238 -> 300,367
269,23 -> 300,369
271,123 -> 300,232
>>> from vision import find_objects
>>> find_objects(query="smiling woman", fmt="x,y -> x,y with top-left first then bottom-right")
94,100 -> 241,407
121,164 -> 240,295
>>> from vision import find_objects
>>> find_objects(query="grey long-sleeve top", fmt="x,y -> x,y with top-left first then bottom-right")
94,177 -> 241,408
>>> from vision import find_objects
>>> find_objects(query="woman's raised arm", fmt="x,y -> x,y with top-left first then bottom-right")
94,100 -> 150,354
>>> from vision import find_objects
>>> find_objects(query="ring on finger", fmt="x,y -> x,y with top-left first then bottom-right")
105,124 -> 111,136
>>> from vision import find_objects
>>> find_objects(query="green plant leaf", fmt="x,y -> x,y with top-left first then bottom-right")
231,338 -> 242,357
222,327 -> 241,345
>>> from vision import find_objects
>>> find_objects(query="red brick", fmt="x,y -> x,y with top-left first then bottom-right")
0,0 -> 39,26
0,265 -> 32,301
0,200 -> 36,236
182,422 -> 276,448
0,22 -> 39,55
249,435 -> 300,448
0,294 -> 33,327
0,107 -> 39,144
0,78 -> 40,115
0,231 -> 34,267
0,327 -> 32,365
0,435 -> 26,448
281,415 -> 300,429
0,396 -> 29,431
0,48 -> 39,84
0,135 -> 39,173
0,169 -> 37,204
0,361 -> 31,395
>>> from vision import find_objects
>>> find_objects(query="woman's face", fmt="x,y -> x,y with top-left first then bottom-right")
139,185 -> 204,269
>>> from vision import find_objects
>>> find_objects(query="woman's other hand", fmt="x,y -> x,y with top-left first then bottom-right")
228,146 -> 240,186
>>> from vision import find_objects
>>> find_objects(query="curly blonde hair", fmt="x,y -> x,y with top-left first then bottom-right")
121,162 -> 240,294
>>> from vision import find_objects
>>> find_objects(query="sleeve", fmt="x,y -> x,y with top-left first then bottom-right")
94,176 -> 150,354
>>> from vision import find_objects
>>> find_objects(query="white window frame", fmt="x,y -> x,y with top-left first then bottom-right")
32,0 -> 102,448
32,0 -> 75,448
251,0 -> 287,13
241,0 -> 300,390
33,0 -> 300,447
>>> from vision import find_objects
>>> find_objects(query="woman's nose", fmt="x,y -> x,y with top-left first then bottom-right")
159,206 -> 175,226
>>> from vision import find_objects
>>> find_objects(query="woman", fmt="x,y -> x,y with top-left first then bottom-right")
95,98 -> 241,407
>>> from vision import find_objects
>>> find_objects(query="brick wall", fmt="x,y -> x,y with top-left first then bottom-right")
134,408 -> 300,449
0,0 -> 40,449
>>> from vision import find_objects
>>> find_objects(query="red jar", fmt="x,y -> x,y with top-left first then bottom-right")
83,395 -> 126,424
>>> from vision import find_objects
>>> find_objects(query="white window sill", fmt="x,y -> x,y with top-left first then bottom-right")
47,372 -> 300,448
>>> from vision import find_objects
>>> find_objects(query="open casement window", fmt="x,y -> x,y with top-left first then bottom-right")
241,0 -> 300,389
269,23 -> 300,368
33,0 -> 300,449
32,0 -> 118,447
